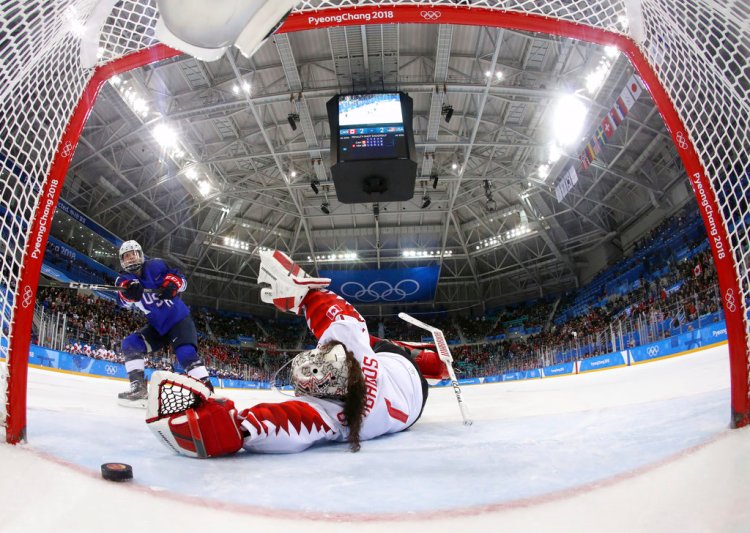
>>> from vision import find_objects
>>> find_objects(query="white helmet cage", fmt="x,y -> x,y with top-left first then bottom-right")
119,240 -> 144,273
291,343 -> 350,399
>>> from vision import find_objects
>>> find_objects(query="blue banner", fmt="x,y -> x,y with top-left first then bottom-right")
579,352 -> 627,373
630,321 -> 727,363
320,266 -> 440,303
543,362 -> 575,377
57,199 -> 124,248
46,236 -> 118,281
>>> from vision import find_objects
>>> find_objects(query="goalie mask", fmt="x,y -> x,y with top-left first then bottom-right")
119,240 -> 144,273
291,344 -> 350,399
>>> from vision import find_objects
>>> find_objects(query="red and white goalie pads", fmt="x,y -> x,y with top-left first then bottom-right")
146,371 -> 243,458
237,401 -> 337,454
257,250 -> 330,314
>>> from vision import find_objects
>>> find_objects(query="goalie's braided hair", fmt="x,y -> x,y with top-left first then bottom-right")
323,342 -> 366,452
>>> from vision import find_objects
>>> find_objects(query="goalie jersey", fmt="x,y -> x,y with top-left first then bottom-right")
115,259 -> 190,335
239,293 -> 425,454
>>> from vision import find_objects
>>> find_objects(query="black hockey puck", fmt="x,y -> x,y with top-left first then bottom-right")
101,462 -> 133,482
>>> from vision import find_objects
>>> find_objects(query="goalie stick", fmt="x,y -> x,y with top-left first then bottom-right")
398,312 -> 473,426
38,278 -> 156,293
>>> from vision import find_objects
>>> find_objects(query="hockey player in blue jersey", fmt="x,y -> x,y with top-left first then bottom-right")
115,240 -> 212,407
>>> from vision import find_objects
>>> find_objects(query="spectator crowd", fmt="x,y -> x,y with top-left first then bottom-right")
33,203 -> 724,384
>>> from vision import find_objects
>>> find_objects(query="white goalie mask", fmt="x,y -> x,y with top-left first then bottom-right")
291,344 -> 350,399
119,240 -> 144,273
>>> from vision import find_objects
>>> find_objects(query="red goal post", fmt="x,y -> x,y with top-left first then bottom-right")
1,0 -> 747,444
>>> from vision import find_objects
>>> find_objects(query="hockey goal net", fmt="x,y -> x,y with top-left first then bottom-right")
1,0 -> 748,443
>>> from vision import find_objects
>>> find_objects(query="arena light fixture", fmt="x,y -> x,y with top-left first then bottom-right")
552,94 -> 587,146
586,58 -> 613,94
321,201 -> 330,214
538,164 -> 550,180
224,237 -> 250,251
548,143 -> 562,164
605,45 -> 619,58
403,249 -> 453,258
311,252 -> 358,262
475,225 -> 535,251
152,123 -> 179,150
197,180 -> 212,197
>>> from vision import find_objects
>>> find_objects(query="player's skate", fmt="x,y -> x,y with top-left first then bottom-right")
118,370 -> 148,408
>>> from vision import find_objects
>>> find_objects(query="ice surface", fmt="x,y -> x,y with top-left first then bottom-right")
2,345 -> 750,532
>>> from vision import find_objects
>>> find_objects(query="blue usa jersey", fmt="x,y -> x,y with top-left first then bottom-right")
115,258 -> 190,335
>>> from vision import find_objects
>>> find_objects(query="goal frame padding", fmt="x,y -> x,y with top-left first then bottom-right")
6,4 -> 747,443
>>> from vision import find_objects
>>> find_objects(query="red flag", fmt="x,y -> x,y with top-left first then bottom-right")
609,105 -> 624,127
600,114 -> 615,139
694,262 -> 703,277
579,150 -> 591,171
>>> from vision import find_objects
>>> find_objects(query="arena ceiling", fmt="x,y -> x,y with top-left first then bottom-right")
60,19 -> 687,315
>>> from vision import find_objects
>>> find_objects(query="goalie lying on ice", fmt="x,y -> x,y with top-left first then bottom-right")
146,250 -> 449,456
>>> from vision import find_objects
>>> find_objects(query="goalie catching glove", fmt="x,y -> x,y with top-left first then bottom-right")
146,371 -> 243,458
257,249 -> 330,314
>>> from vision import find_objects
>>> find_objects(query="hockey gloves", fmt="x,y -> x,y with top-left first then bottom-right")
257,249 -> 330,314
146,371 -> 243,458
120,279 -> 144,302
157,273 -> 183,300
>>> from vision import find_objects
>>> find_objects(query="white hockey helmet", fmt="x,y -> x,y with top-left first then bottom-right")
119,240 -> 144,273
291,343 -> 350,399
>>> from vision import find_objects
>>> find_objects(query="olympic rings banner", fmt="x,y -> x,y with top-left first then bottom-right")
319,266 -> 440,303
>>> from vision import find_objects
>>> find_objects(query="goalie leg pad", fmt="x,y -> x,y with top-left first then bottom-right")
146,371 -> 242,458
150,397 -> 243,458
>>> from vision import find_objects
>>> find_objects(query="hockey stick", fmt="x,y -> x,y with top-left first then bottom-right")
398,312 -> 473,426
38,278 -> 156,293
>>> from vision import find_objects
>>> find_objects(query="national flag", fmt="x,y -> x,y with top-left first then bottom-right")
585,142 -> 596,160
579,150 -> 591,171
618,86 -> 635,113
595,124 -> 609,146
626,74 -> 643,100
600,114 -> 615,139
694,262 -> 703,277
592,137 -> 603,155
609,105 -> 624,127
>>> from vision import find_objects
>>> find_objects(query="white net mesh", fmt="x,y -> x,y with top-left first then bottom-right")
638,0 -> 750,358
1,0 -> 749,438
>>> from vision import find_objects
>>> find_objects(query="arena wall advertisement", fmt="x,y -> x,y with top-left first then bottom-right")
12,321 -> 729,390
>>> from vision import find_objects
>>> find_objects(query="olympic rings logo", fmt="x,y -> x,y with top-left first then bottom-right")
724,288 -> 737,313
105,365 -> 118,375
647,346 -> 660,356
21,285 -> 34,308
421,10 -> 441,21
340,280 -> 421,302
61,141 -> 75,159
675,131 -> 689,150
